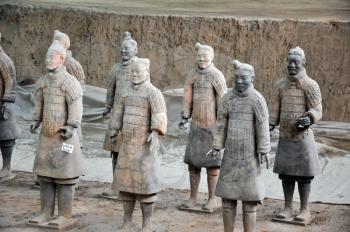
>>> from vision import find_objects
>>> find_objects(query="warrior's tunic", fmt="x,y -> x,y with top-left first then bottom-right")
111,81 -> 167,196
32,66 -> 83,180
103,57 -> 137,152
0,47 -> 20,143
182,64 -> 227,168
270,68 -> 322,177
213,86 -> 270,201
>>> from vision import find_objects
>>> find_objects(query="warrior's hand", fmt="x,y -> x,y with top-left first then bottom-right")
179,117 -> 189,130
297,116 -> 311,130
59,125 -> 74,140
269,124 -> 275,132
147,130 -> 160,154
30,121 -> 40,134
259,153 -> 270,169
1,102 -> 11,120
210,148 -> 221,161
102,108 -> 111,118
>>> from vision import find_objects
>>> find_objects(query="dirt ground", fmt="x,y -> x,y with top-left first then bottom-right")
0,172 -> 349,232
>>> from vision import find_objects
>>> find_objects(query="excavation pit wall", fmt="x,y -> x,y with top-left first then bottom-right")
0,4 -> 349,121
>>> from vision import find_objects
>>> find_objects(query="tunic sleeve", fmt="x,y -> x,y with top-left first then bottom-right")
182,71 -> 194,119
252,94 -> 271,154
110,95 -> 125,132
212,93 -> 229,149
149,87 -> 167,136
305,81 -> 322,123
62,76 -> 83,128
0,53 -> 16,102
105,64 -> 118,110
32,76 -> 44,122
269,81 -> 282,126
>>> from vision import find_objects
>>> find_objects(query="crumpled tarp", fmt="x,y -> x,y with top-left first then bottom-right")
4,84 -> 350,204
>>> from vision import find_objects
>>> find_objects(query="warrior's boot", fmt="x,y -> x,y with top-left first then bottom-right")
242,201 -> 258,232
182,170 -> 200,208
29,181 -> 56,224
222,199 -> 237,232
48,184 -> 75,226
276,180 -> 295,219
140,202 -> 154,232
123,200 -> 136,232
0,145 -> 14,180
294,181 -> 311,222
202,168 -> 219,211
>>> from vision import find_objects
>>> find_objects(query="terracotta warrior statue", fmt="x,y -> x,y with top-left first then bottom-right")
52,30 -> 85,90
110,58 -> 167,232
270,46 -> 322,224
213,60 -> 271,232
103,32 -> 138,195
29,40 -> 83,229
0,32 -> 20,182
179,42 -> 227,211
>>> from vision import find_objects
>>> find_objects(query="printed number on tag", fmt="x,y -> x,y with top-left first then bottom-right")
61,143 -> 74,154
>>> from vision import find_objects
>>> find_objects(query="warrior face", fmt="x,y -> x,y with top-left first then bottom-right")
131,63 -> 148,85
196,49 -> 212,69
287,54 -> 303,76
120,40 -> 137,62
234,69 -> 253,93
45,50 -> 64,71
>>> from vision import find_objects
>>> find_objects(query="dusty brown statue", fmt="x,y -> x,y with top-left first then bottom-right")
102,32 -> 138,196
270,46 -> 322,225
213,60 -> 271,232
28,40 -> 83,230
110,58 -> 167,232
0,32 -> 20,182
179,42 -> 227,212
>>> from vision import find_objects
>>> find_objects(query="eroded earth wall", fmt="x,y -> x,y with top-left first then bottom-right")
0,4 -> 349,121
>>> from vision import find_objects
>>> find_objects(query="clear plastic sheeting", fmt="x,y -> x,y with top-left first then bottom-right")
5,84 -> 350,204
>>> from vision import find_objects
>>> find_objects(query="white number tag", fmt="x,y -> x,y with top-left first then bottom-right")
61,143 -> 74,154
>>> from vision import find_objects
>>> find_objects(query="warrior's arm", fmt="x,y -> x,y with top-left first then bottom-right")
110,96 -> 125,132
149,88 -> 167,136
32,77 -> 45,122
253,96 -> 271,154
105,65 -> 117,110
212,94 -> 229,150
0,56 -> 16,102
182,73 -> 194,119
305,82 -> 322,123
63,78 -> 83,128
269,83 -> 282,127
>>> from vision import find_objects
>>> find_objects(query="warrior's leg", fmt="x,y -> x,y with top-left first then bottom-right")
276,175 -> 295,219
294,179 -> 312,222
0,143 -> 15,178
29,181 -> 56,224
112,152 -> 119,175
57,184 -> 75,219
140,202 -> 154,232
242,201 -> 258,232
182,165 -> 200,208
123,200 -> 136,232
222,199 -> 237,232
202,167 -> 219,211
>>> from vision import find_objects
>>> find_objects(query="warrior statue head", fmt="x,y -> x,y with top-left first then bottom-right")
287,46 -> 305,77
131,58 -> 150,86
120,31 -> 138,62
195,42 -> 214,70
231,59 -> 255,93
53,30 -> 70,51
46,40 -> 66,71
